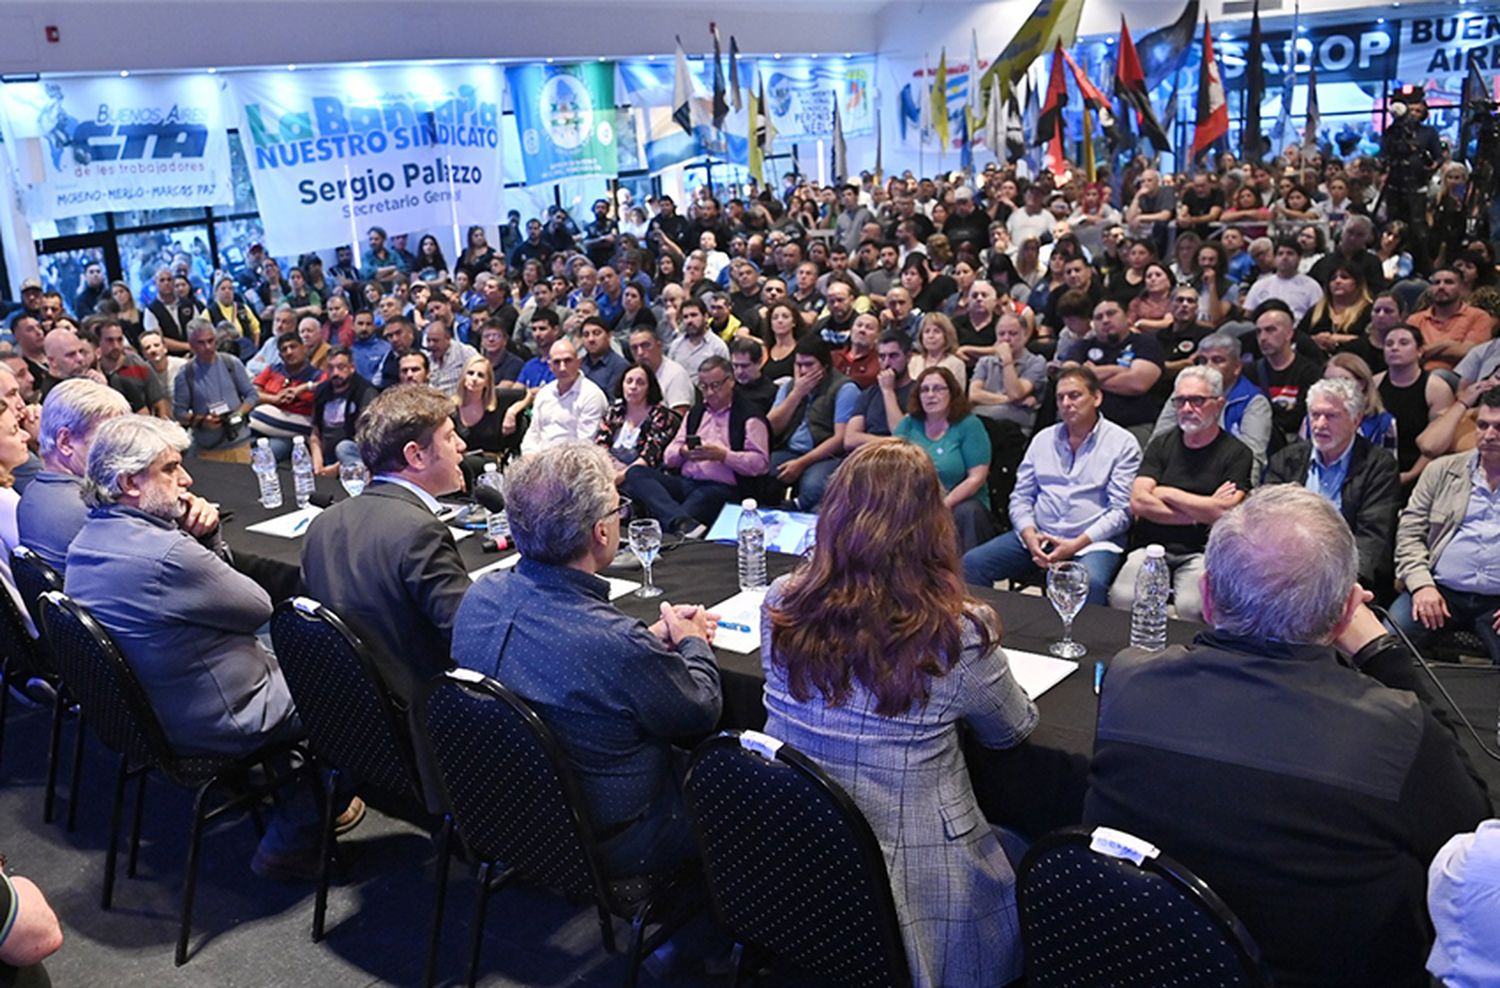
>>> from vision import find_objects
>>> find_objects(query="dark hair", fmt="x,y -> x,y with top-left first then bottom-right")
907,366 -> 970,422
1384,322 -> 1426,348
616,362 -> 663,405
326,345 -> 353,363
1056,289 -> 1095,320
1056,364 -> 1102,396
355,384 -> 453,474
1273,236 -> 1300,255
1477,387 -> 1500,410
698,355 -> 732,379
729,336 -> 764,361
878,329 -> 912,350
679,297 -> 707,317
1252,298 -> 1295,321
795,334 -> 833,370
481,317 -> 510,337
530,307 -> 560,329
579,316 -> 611,334
398,348 -> 431,372
276,331 -> 302,349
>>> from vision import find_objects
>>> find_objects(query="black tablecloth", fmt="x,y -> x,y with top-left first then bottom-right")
189,458 -> 1500,835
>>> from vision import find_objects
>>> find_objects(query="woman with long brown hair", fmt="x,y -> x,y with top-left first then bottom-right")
763,440 -> 1037,988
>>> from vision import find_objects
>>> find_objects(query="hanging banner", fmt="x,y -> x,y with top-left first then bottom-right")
761,57 -> 876,141
505,62 -> 618,185
228,65 -> 504,254
0,75 -> 234,222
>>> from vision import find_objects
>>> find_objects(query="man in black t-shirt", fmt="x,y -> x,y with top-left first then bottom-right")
1109,365 -> 1252,622
1175,172 -> 1226,235
1246,301 -> 1324,445
1062,298 -> 1166,436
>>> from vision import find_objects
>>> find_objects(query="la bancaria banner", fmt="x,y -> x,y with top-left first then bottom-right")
761,57 -> 876,142
0,74 -> 233,222
228,65 -> 504,254
505,62 -> 618,185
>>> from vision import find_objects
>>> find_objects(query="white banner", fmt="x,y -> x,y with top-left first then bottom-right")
0,75 -> 234,222
228,65 -> 505,255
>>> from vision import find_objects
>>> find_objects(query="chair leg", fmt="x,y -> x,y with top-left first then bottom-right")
623,901 -> 650,988
175,780 -> 216,966
598,903 -> 618,954
0,660 -> 10,771
465,861 -> 493,988
44,697 -> 64,824
102,752 -> 130,910
422,815 -> 453,988
728,942 -> 746,988
311,766 -> 339,943
66,711 -> 86,832
127,771 -> 148,878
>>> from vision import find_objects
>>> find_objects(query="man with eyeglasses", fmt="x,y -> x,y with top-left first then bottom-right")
1157,286 -> 1214,382
623,356 -> 770,538
520,339 -> 608,454
1108,366 -> 1252,623
1152,333 -> 1274,483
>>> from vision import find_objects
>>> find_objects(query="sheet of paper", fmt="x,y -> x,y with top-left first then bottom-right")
1004,649 -> 1079,700
468,553 -> 522,578
604,577 -> 640,600
704,504 -> 817,555
706,588 -> 768,654
448,527 -> 474,542
244,505 -> 322,538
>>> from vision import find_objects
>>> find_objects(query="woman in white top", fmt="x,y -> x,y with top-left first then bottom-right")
908,313 -> 969,389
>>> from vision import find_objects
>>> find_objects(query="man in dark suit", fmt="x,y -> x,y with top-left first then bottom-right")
1264,377 -> 1400,594
301,385 -> 471,707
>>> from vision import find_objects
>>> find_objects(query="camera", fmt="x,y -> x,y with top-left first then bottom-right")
222,410 -> 245,442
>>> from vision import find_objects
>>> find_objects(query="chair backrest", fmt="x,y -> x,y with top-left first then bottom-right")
417,670 -> 605,900
683,731 -> 912,988
0,555 -> 43,678
269,597 -> 424,800
37,591 -> 163,767
12,547 -> 62,641
1017,826 -> 1271,988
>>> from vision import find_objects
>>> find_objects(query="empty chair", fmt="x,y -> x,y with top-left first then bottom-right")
683,730 -> 912,988
38,590 -> 305,966
417,669 -> 696,988
268,596 -> 432,942
1017,825 -> 1271,987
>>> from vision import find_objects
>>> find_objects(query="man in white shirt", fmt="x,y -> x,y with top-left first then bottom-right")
1242,238 -> 1326,323
666,298 -> 729,385
521,339 -> 608,454
628,327 -> 695,414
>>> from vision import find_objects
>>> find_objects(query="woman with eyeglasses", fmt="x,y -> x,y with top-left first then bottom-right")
895,367 -> 994,553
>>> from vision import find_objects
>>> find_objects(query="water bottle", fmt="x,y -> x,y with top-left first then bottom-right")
480,463 -> 509,541
737,498 -> 767,591
252,438 -> 283,509
1129,544 -> 1170,652
290,435 -> 315,508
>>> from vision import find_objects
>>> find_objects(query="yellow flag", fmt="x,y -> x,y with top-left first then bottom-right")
981,0 -> 1085,101
932,48 -> 950,148
1081,106 -> 1096,182
747,84 -> 763,183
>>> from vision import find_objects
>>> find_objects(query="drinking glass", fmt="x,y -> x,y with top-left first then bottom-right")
1046,561 -> 1089,659
628,519 -> 664,598
339,461 -> 369,497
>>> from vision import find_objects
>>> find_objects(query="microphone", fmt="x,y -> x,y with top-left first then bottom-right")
473,485 -> 505,514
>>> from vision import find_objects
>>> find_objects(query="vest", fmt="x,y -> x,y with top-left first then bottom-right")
149,297 -> 200,342
782,370 -> 850,447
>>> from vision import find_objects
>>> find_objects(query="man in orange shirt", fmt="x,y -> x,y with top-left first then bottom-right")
1410,269 -> 1496,371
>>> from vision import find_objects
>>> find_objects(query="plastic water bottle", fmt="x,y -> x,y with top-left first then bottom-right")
252,438 -> 283,509
737,498 -> 767,591
1129,544 -> 1170,652
480,463 -> 509,541
290,435 -> 315,508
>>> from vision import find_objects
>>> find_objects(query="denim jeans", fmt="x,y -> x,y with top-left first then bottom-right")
769,449 -> 840,512
1388,584 -> 1500,664
962,531 -> 1122,605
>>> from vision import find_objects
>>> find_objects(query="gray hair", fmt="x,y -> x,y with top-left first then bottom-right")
38,380 -> 130,458
1342,214 -> 1373,238
185,317 -> 217,340
503,442 -> 616,565
83,415 -> 190,507
1196,333 -> 1242,360
1174,365 -> 1224,397
1307,377 -> 1363,422
1204,485 -> 1358,644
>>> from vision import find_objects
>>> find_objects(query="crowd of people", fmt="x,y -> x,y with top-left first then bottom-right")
2,90 -> 1500,984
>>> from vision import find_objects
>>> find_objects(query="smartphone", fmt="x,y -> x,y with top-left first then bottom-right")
1039,538 -> 1058,554
686,434 -> 703,450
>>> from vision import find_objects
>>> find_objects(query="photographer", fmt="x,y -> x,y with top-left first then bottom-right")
1380,86 -> 1441,274
173,318 -> 257,463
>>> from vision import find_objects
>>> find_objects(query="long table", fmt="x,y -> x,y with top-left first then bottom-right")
189,458 -> 1500,834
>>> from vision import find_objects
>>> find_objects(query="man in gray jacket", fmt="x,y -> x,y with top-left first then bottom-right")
1390,388 -> 1500,663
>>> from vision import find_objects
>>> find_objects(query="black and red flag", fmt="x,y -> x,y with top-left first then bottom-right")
1115,16 -> 1170,152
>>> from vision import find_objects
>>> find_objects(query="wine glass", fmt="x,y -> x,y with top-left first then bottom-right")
628,519 -> 664,598
1045,561 -> 1089,659
339,461 -> 369,498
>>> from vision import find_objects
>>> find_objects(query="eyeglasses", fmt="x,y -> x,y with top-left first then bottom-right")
918,385 -> 951,395
1170,394 -> 1218,409
605,497 -> 634,522
699,377 -> 731,392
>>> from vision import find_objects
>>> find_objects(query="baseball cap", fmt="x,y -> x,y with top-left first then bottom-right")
20,277 -> 42,292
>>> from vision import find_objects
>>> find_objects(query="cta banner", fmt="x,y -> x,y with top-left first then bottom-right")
506,62 -> 618,185
0,75 -> 233,222
229,65 -> 504,254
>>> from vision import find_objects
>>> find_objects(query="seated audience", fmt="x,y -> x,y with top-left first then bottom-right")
1061,297 -> 1166,441
623,356 -> 769,537
173,319 -> 257,463
301,385 -> 471,706
452,354 -> 521,466
17,380 -> 129,574
578,317 -> 629,396
1426,820 -> 1500,987
846,331 -> 916,449
519,340 -> 608,455
1085,484 -> 1490,988
964,366 -> 1140,603
1378,324 -> 1457,484
766,337 -> 858,511
1390,389 -> 1500,665
727,337 -> 778,419
594,364 -> 681,486
1246,300 -> 1325,447
454,442 -> 721,876
1409,269 -> 1497,373
1266,378 -> 1401,593
249,332 -> 324,460
831,312 -> 880,388
308,347 -> 377,476
763,440 -> 1036,988
895,367 -> 994,552
1109,366 -> 1251,622
908,312 -> 968,387
1243,238 -> 1326,323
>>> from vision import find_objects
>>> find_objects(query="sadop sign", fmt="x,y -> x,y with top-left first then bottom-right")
0,74 -> 233,222
229,65 -> 504,254
506,62 -> 618,185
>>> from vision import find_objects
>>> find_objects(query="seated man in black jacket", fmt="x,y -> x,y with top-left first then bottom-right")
622,356 -> 770,538
1084,484 -> 1489,988
308,346 -> 378,476
1264,377 -> 1399,594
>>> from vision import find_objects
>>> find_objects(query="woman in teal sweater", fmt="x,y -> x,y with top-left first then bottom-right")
895,366 -> 994,552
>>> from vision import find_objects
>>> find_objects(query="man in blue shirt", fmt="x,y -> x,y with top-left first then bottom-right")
172,319 -> 256,461
579,318 -> 629,396
964,365 -> 1141,603
360,226 -> 407,287
453,442 -> 720,877
348,310 -> 393,388
766,337 -> 860,511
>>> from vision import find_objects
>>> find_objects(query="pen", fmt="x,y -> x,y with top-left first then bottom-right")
292,516 -> 312,534
717,620 -> 752,633
1093,661 -> 1103,696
